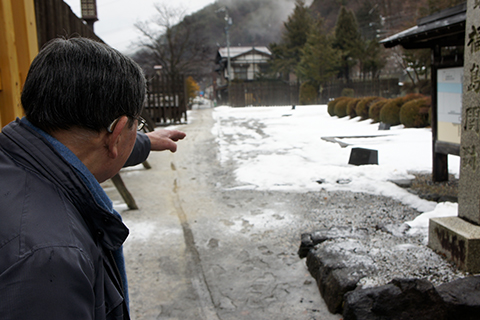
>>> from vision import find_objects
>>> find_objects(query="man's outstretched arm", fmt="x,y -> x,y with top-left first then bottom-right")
123,129 -> 186,167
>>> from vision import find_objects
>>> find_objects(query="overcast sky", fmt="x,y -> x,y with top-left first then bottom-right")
63,0 -> 217,53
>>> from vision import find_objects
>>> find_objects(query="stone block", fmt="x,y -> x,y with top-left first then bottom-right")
306,249 -> 367,314
458,0 -> 480,225
428,216 -> 480,273
305,237 -> 375,314
343,278 -> 447,320
378,122 -> 391,130
437,276 -> 480,319
298,227 -> 368,258
348,147 -> 378,165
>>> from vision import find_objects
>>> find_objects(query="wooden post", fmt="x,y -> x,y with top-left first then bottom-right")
0,0 -> 38,129
431,44 -> 449,182
110,174 -> 138,210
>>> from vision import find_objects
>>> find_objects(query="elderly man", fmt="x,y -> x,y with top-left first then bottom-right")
0,37 -> 185,319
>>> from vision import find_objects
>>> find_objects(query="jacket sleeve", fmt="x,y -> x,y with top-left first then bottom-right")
123,132 -> 151,167
0,246 -> 97,320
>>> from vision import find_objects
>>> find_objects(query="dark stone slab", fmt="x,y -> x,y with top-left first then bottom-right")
437,275 -> 480,319
348,148 -> 378,166
307,248 -> 372,314
302,228 -> 374,314
299,229 -> 480,319
379,122 -> 391,130
343,278 -> 447,320
298,227 -> 368,259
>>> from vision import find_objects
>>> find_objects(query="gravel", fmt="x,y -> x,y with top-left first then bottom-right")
407,172 -> 459,203
294,188 -> 466,288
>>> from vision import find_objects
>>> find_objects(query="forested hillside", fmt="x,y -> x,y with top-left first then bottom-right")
173,0 -> 296,49
309,0 -> 429,38
183,0 -> 456,49
131,0 -> 464,87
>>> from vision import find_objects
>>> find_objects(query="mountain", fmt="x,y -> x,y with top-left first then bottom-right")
131,0 -> 463,80
184,0 -> 297,48
131,0 -> 297,78
309,0 -> 429,40
189,0 -> 435,49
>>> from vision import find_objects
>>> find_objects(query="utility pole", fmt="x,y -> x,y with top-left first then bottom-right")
216,7 -> 233,87
225,10 -> 232,88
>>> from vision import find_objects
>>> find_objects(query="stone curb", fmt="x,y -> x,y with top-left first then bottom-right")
299,228 -> 480,319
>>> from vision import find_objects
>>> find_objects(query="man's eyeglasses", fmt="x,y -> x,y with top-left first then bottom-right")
136,116 -> 147,131
107,115 -> 147,133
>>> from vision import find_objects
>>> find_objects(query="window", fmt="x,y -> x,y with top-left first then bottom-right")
233,65 -> 248,80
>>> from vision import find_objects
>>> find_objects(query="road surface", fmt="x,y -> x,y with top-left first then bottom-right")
104,107 -> 341,320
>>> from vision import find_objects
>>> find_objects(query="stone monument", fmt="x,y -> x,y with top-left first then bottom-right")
429,0 -> 480,273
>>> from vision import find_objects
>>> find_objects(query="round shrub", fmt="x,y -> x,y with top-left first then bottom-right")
403,93 -> 425,103
334,97 -> 353,118
328,97 -> 349,117
299,82 -> 318,105
369,99 -> 388,123
400,97 -> 431,128
341,88 -> 354,97
346,98 -> 361,118
380,97 -> 405,126
356,96 -> 383,120
327,99 -> 336,116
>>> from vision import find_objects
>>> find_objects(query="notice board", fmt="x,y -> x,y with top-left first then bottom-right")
437,67 -> 463,145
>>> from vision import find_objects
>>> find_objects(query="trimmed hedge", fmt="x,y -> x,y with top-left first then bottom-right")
356,96 -> 383,120
341,88 -> 354,97
334,97 -> 353,118
299,82 -> 318,105
346,98 -> 361,118
327,94 -> 431,128
400,97 -> 431,128
379,97 -> 405,126
328,97 -> 349,116
403,93 -> 425,103
369,99 -> 388,123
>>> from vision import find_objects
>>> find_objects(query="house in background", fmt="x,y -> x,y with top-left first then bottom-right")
214,46 -> 272,104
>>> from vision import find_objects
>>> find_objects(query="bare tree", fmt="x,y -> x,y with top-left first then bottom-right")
134,4 -> 211,79
391,46 -> 431,93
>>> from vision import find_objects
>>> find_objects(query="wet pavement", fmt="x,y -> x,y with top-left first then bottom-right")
103,107 -> 342,320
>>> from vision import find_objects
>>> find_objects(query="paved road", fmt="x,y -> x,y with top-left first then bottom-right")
104,107 -> 341,320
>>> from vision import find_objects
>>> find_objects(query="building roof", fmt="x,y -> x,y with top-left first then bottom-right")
217,46 -> 271,59
380,3 -> 466,49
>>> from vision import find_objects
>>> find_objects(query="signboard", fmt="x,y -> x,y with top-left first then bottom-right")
437,67 -> 463,144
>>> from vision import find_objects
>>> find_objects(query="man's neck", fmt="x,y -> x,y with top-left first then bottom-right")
50,128 -> 109,182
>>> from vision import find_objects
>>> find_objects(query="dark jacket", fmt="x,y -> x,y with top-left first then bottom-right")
0,120 -> 148,319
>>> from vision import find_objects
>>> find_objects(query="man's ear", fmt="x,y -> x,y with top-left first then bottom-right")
106,116 -> 129,159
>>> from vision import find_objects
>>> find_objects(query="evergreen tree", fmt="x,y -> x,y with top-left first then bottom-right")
297,18 -> 340,88
333,6 -> 362,83
268,0 -> 314,80
421,0 -> 464,15
358,39 -> 386,80
355,0 -> 382,41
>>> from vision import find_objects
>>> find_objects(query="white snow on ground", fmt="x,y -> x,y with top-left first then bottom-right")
211,104 -> 461,241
